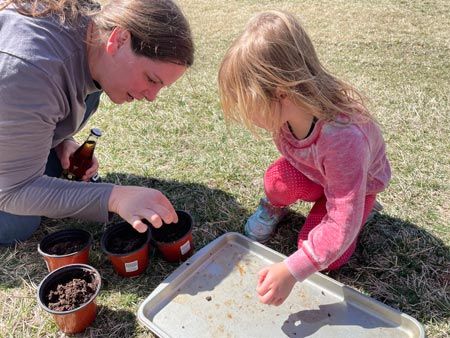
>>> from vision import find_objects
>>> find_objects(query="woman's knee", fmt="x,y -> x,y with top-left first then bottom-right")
0,212 -> 41,246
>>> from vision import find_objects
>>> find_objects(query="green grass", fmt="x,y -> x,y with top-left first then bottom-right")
1,0 -> 449,337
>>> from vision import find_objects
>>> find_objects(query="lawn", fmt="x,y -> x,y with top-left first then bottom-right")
0,0 -> 448,337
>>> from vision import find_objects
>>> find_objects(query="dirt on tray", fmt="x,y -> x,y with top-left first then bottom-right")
45,239 -> 86,255
47,271 -> 98,311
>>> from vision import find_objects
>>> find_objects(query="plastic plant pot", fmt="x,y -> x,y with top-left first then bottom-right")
151,210 -> 195,262
38,229 -> 92,272
101,222 -> 151,277
37,264 -> 101,334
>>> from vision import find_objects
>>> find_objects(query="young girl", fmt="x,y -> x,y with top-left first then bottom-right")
218,10 -> 391,306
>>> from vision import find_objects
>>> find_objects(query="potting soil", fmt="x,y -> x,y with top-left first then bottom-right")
47,271 -> 98,311
108,234 -> 146,254
45,239 -> 85,255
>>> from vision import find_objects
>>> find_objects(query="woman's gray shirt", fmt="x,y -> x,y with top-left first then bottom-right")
0,8 -> 113,222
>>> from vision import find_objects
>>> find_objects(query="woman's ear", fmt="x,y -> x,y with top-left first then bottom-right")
105,27 -> 131,55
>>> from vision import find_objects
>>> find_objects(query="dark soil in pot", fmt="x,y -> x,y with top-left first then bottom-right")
151,211 -> 192,243
106,228 -> 148,254
45,269 -> 99,311
39,229 -> 92,256
45,239 -> 86,255
101,222 -> 151,277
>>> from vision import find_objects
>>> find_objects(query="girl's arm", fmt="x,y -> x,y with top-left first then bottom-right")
284,127 -> 371,281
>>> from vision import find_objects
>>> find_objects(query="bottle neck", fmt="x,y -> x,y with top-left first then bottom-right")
86,134 -> 99,143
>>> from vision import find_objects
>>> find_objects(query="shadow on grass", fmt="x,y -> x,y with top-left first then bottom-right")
263,209 -> 449,330
0,174 -> 447,335
97,172 -> 249,298
86,307 -> 137,337
0,173 -> 248,337
328,213 -> 448,324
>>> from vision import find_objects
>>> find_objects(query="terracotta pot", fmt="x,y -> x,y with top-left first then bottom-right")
101,222 -> 151,277
151,210 -> 194,262
38,229 -> 92,272
37,264 -> 101,334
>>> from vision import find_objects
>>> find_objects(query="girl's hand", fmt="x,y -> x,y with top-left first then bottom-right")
108,185 -> 178,232
55,139 -> 99,181
256,262 -> 297,306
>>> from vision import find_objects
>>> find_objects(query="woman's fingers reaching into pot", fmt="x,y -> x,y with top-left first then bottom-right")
108,185 -> 178,232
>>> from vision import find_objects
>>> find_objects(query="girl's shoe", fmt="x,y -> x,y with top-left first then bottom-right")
365,200 -> 384,223
244,197 -> 288,243
372,200 -> 383,212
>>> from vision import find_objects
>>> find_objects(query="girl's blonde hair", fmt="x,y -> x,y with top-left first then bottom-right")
1,0 -> 194,66
218,10 -> 372,134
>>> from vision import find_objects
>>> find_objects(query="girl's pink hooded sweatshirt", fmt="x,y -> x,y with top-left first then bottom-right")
274,115 -> 391,282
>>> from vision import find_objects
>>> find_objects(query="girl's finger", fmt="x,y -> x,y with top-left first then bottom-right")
273,298 -> 284,307
256,275 -> 271,296
258,288 -> 275,304
257,267 -> 269,286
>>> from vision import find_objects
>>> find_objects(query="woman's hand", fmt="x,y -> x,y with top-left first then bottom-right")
55,139 -> 99,181
256,262 -> 297,306
108,185 -> 178,232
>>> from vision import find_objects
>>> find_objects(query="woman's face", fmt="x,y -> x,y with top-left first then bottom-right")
94,28 -> 187,104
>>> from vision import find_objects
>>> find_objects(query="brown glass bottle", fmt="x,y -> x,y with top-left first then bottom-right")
62,128 -> 102,181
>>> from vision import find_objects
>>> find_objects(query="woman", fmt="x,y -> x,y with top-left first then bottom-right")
0,0 -> 194,245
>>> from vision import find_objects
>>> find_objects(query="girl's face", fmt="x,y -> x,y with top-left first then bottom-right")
249,100 -> 282,131
94,28 -> 187,104
250,113 -> 269,130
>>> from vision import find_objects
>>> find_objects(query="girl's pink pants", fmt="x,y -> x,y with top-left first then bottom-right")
264,157 -> 376,270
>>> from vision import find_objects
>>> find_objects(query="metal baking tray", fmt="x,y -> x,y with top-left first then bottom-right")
137,232 -> 424,337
